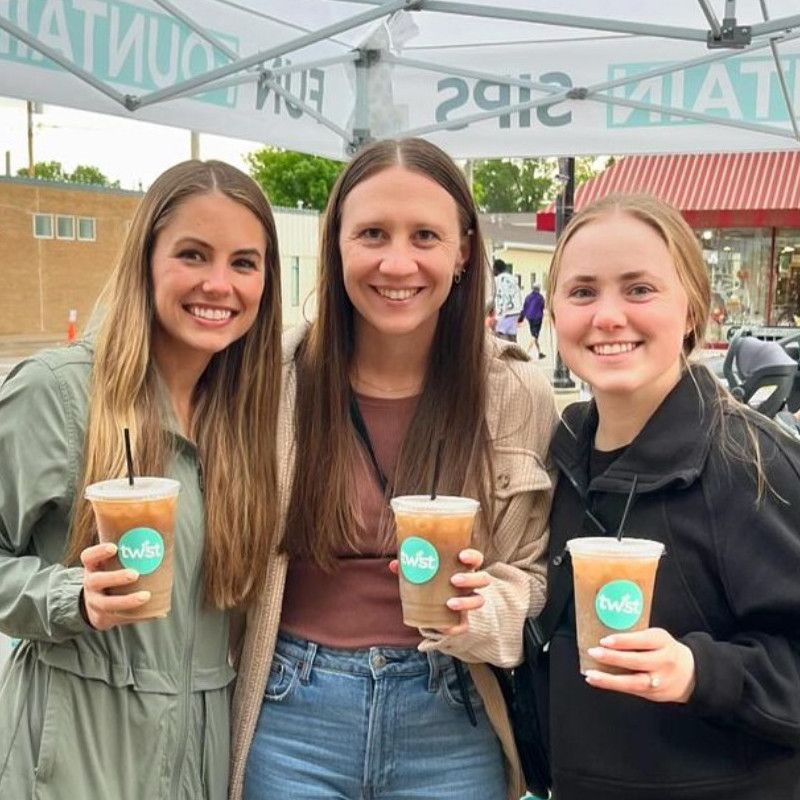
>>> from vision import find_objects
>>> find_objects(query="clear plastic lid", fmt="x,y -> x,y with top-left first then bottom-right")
85,477 -> 181,502
566,537 -> 664,559
390,495 -> 480,516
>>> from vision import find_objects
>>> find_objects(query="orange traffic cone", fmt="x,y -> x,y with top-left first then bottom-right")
67,309 -> 77,343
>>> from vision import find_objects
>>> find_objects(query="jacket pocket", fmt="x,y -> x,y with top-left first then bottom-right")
31,666 -> 172,800
492,448 -> 551,500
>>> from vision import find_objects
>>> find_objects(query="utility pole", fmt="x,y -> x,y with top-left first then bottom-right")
26,101 -> 34,177
553,156 -> 576,389
190,130 -> 200,160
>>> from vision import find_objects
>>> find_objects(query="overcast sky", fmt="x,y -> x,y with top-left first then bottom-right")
0,96 -> 263,190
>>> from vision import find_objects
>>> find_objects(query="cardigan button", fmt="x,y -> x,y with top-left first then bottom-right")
497,473 -> 510,489
552,555 -> 563,566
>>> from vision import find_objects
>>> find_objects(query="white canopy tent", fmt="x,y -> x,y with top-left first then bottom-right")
1,1 -> 799,160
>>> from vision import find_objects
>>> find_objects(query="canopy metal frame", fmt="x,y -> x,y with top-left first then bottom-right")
1,0 -> 799,155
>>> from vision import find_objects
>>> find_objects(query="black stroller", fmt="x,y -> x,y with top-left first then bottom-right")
723,332 -> 800,440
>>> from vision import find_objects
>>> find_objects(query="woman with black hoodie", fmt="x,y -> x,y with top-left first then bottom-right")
542,193 -> 800,800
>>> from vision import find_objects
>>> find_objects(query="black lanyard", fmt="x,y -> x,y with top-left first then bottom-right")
349,394 -> 390,494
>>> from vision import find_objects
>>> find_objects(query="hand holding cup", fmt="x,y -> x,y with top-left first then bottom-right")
80,543 -> 152,630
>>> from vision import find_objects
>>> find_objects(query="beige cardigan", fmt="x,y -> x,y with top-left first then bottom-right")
229,327 -> 559,800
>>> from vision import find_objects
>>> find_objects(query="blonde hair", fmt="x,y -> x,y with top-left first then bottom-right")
66,160 -> 282,608
548,193 -> 771,499
547,193 -> 709,356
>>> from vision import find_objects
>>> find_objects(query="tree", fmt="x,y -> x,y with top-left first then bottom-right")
18,160 -> 65,180
69,164 -> 119,188
575,155 -> 616,187
17,161 -> 119,187
246,148 -> 344,211
471,158 -> 557,213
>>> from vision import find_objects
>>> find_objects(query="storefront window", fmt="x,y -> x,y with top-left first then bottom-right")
696,227 -> 772,342
773,229 -> 800,327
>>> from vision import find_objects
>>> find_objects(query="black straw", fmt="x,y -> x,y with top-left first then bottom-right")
615,475 -> 638,541
430,438 -> 444,501
123,428 -> 135,487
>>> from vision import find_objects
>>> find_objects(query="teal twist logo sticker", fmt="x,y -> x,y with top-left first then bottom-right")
399,536 -> 440,584
117,527 -> 165,576
595,579 -> 644,630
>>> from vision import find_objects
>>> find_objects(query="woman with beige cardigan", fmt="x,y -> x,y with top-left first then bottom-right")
230,138 -> 557,800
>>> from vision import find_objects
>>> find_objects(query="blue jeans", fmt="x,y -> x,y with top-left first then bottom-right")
244,633 -> 506,799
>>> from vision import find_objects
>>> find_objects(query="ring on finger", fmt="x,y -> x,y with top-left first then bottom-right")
648,673 -> 661,690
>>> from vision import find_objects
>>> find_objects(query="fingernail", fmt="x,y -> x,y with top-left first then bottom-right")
446,598 -> 460,609
105,544 -> 117,555
451,574 -> 466,585
600,636 -> 615,646
126,570 -> 139,580
137,591 -> 151,603
585,670 -> 601,682
588,647 -> 604,657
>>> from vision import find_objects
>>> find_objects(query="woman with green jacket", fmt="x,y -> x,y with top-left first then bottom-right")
0,160 -> 282,799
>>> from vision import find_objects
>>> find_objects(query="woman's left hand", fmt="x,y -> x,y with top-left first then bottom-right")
584,627 -> 696,703
432,548 -> 490,636
388,548 -> 491,636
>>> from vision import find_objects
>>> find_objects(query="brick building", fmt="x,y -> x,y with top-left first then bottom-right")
0,176 -> 320,337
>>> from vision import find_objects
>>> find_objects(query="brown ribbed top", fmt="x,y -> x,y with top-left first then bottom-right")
280,392 -> 421,648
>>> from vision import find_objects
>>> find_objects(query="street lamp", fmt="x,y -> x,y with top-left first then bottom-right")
553,156 -> 576,389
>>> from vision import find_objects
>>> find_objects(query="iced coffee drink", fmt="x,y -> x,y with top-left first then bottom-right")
567,537 -> 664,674
391,495 -> 479,629
85,477 -> 181,620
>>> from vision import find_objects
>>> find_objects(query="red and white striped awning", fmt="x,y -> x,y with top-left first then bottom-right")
536,151 -> 800,231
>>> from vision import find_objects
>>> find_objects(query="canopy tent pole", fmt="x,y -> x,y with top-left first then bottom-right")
132,0 -> 409,110
387,30 -> 800,145
553,157 -> 576,390
759,0 -> 800,140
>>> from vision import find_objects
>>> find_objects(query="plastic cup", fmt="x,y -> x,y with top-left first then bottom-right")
567,537 -> 665,675
390,495 -> 480,629
85,477 -> 181,621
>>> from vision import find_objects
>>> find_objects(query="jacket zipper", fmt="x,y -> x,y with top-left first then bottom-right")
169,456 -> 203,799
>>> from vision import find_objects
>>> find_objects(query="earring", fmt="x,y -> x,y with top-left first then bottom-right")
453,271 -> 463,285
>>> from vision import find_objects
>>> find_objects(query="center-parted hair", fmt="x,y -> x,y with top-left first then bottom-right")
546,193 -> 710,355
67,160 -> 282,608
283,138 -> 494,568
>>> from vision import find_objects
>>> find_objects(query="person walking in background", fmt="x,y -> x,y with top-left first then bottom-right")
232,138 -> 558,800
0,160 -> 283,800
519,283 -> 546,359
540,193 -> 800,799
492,258 -> 524,342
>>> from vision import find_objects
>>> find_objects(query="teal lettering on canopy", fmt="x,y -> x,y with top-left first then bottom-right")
607,54 -> 800,127
0,0 -> 238,107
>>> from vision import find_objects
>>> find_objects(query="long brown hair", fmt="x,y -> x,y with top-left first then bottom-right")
283,138 -> 492,569
67,160 -> 282,608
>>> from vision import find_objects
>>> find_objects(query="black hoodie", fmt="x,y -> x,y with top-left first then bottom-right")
544,366 -> 800,800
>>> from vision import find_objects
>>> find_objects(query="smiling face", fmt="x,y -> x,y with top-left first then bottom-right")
150,191 -> 267,374
338,165 -> 469,351
552,210 -> 691,410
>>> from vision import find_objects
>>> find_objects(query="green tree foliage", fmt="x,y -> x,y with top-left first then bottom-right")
472,158 -> 557,213
575,155 -> 615,187
246,148 -> 344,211
17,161 -> 119,186
18,160 -> 65,180
69,164 -> 120,187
